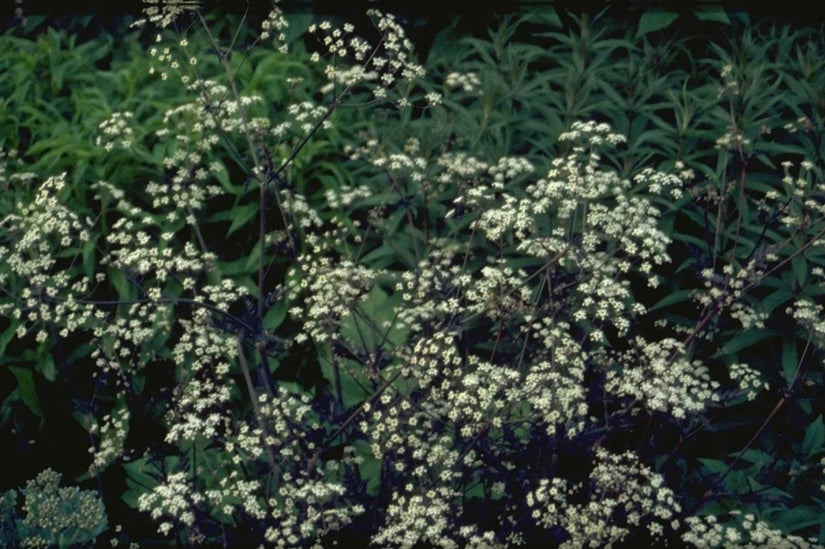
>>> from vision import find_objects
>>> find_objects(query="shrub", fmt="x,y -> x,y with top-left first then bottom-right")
2,2 -> 825,546
0,469 -> 107,549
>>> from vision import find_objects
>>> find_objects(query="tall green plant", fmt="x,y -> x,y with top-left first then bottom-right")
3,3 -> 825,547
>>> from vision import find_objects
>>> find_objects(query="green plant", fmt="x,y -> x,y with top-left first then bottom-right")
0,469 -> 107,549
3,2 -> 825,547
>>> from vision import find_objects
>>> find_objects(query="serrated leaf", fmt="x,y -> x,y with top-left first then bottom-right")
636,11 -> 679,38
121,456 -> 169,509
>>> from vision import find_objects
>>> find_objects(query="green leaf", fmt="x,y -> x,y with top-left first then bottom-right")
802,415 -> 825,457
263,298 -> 288,331
340,285 -> 409,352
212,160 -> 234,193
8,366 -> 41,417
698,457 -> 728,475
244,241 -> 262,273
359,245 -> 402,269
771,505 -> 825,533
122,455 -> 177,509
318,345 -> 367,410
758,288 -> 794,316
108,267 -> 134,301
123,458 -> 157,491
24,14 -> 47,33
122,467 -> 154,509
695,7 -> 730,24
0,319 -> 20,359
216,255 -> 254,277
636,11 -> 679,38
716,328 -> 774,357
81,239 -> 96,281
463,481 -> 486,501
791,256 -> 808,289
782,339 -> 799,388
283,13 -> 315,43
648,289 -> 694,312
737,448 -> 771,466
226,202 -> 259,238
37,354 -> 56,382
353,439 -> 380,497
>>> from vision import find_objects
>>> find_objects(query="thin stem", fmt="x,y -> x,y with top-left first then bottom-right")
237,337 -> 277,470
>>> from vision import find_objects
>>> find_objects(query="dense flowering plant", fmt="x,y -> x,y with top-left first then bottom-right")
3,2 -> 825,547
0,469 -> 107,549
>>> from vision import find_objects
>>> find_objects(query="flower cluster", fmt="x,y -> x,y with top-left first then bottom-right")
309,10 -> 425,103
148,79 -> 267,211
103,217 -> 215,285
163,307 -> 240,445
14,1 -> 825,544
444,71 -> 482,94
14,469 -> 108,548
260,4 -> 289,48
728,362 -> 769,401
0,149 -> 37,193
95,111 -> 135,151
264,474 -> 362,547
289,257 -> 376,344
132,0 -> 201,29
789,299 -> 825,347
464,261 -> 532,321
682,512 -> 821,548
137,471 -> 199,537
393,239 -> 467,330
527,448 -> 681,548
606,336 -> 720,418
521,319 -> 589,437
467,122 -> 677,330
273,100 -> 331,138
0,173 -> 96,342
686,255 -> 772,342
371,483 -> 466,548
88,401 -> 131,475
